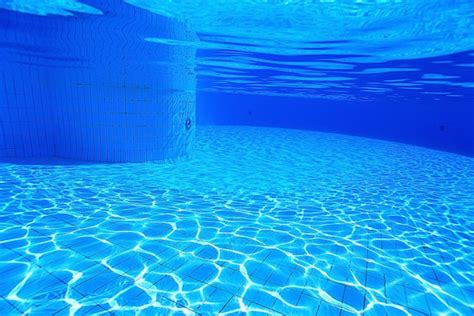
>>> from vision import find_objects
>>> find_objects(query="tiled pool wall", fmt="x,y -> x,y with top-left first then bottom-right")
197,92 -> 474,157
0,1 -> 196,162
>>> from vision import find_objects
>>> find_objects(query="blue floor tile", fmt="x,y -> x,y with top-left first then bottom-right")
0,126 -> 472,315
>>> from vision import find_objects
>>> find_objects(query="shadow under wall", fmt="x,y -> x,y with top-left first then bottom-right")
197,92 -> 474,157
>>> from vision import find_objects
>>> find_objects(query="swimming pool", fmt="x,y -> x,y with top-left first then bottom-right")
1,126 -> 473,315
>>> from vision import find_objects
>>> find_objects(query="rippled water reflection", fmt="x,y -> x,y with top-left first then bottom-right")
130,0 -> 474,100
1,126 -> 473,315
2,1 -> 473,99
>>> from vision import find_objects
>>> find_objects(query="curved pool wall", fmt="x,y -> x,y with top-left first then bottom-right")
0,1 -> 196,163
197,92 -> 474,157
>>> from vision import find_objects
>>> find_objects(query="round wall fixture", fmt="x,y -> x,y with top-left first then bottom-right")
186,118 -> 192,130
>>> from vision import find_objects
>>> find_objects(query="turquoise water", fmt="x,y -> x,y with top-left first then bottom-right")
1,126 -> 473,315
1,0 -> 474,100
130,0 -> 474,100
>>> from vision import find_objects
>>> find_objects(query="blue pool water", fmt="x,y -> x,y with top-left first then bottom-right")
1,126 -> 473,315
1,0 -> 474,315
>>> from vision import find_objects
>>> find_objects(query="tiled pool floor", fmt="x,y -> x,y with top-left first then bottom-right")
1,126 -> 473,315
